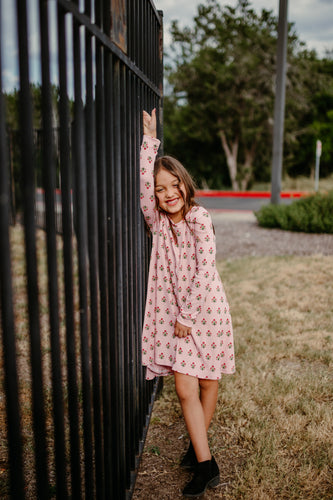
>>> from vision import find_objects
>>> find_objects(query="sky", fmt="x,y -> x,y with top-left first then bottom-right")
154,0 -> 333,57
1,0 -> 332,92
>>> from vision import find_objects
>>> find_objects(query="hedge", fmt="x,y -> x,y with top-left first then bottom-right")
254,191 -> 333,233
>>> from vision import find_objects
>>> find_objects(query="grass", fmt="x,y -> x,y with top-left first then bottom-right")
219,256 -> 333,499
2,225 -> 333,499
0,225 -> 82,499
133,255 -> 333,499
251,173 -> 333,193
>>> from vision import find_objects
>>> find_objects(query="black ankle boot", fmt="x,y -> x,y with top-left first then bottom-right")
182,456 -> 220,497
180,441 -> 198,470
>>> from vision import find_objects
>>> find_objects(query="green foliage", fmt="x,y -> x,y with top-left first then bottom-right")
255,191 -> 333,233
165,0 -> 333,189
167,0 -> 280,189
286,54 -> 333,178
163,95 -> 229,188
148,445 -> 161,456
4,84 -> 62,212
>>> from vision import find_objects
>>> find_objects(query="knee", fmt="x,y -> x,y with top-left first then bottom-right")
175,380 -> 190,403
175,375 -> 199,404
199,378 -> 218,393
199,379 -> 210,391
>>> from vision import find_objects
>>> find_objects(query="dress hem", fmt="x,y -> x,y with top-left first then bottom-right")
144,364 -> 235,381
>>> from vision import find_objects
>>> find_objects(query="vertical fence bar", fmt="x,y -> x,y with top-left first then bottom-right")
137,80 -> 146,436
57,5 -> 82,498
0,17 -> 25,498
104,46 -> 118,498
109,50 -> 118,500
72,16 -> 94,499
120,63 -> 132,489
38,1 -> 68,496
84,0 -> 105,494
138,0 -> 143,70
16,0 -> 49,497
158,10 -> 164,151
112,57 -> 127,498
148,4 -> 152,80
132,74 -> 141,460
95,7 -> 112,495
126,67 -> 136,474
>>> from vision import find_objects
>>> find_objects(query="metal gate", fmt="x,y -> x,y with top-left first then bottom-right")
0,1 -> 163,498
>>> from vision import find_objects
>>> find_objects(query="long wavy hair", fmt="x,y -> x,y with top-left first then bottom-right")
154,155 -> 197,217
153,155 -> 198,242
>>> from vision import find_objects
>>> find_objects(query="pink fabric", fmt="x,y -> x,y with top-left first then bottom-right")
140,135 -> 235,380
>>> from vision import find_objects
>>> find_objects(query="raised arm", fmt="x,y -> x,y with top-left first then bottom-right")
140,109 -> 160,230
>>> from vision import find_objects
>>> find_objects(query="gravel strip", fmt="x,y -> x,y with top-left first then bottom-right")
210,211 -> 333,259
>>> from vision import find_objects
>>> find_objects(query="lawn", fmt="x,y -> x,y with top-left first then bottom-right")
133,255 -> 333,499
0,225 -> 80,499
1,225 -> 332,499
251,173 -> 333,193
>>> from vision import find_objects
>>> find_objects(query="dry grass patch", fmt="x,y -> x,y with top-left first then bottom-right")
133,255 -> 333,499
0,224 -> 82,499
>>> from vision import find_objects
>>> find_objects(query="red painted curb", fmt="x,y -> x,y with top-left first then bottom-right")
195,190 -> 308,199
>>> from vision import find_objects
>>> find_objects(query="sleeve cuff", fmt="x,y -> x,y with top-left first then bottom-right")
143,134 -> 160,147
176,315 -> 194,328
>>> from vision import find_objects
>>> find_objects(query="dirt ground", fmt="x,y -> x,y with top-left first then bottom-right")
132,212 -> 333,500
132,384 -> 247,500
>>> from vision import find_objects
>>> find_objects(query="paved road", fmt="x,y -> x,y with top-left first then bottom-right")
196,196 -> 293,212
36,189 -> 295,213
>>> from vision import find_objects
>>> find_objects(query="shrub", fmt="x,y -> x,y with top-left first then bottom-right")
255,191 -> 333,233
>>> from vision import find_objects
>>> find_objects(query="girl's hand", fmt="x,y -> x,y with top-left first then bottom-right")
174,320 -> 192,338
143,109 -> 157,138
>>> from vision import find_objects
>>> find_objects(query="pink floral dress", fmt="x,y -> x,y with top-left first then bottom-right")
140,135 -> 235,380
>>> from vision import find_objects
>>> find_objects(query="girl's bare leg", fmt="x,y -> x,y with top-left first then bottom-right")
174,372 -> 211,462
199,378 -> 219,431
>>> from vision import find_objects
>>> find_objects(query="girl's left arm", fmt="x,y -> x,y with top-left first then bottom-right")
177,208 -> 218,328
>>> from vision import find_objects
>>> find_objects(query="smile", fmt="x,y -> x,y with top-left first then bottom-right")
166,198 -> 179,206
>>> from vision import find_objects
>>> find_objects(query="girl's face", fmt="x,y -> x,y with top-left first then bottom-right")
155,167 -> 186,223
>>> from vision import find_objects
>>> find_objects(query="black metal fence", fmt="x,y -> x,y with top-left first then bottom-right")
0,1 -> 163,498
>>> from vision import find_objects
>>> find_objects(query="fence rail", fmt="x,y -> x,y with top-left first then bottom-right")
0,1 -> 163,498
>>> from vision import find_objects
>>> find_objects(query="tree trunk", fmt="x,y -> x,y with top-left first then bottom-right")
240,144 -> 256,190
218,129 -> 239,191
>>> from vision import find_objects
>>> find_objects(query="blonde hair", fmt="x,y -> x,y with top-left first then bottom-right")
154,155 -> 197,219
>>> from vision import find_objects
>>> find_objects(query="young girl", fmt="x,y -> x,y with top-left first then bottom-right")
140,109 -> 235,497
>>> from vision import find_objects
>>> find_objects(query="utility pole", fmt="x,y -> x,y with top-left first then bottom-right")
271,0 -> 289,204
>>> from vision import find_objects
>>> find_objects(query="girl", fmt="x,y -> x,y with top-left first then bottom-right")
140,109 -> 235,497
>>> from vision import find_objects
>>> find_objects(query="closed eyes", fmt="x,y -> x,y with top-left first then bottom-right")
155,184 -> 180,192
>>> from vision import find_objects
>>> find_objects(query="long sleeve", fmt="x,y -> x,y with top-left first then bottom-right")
140,135 -> 160,230
177,208 -> 218,328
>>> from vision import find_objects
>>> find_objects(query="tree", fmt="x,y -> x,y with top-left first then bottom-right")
287,53 -> 333,179
168,0 -> 280,189
163,94 -> 229,188
166,0 -> 332,190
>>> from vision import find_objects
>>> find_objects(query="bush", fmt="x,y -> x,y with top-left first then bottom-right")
255,191 -> 333,233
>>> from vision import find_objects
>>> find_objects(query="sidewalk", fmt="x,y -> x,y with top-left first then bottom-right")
210,209 -> 256,222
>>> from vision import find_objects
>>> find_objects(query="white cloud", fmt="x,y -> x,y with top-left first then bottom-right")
2,69 -> 19,91
154,0 -> 333,56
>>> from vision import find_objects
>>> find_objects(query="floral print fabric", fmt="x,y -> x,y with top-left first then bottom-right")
140,135 -> 235,380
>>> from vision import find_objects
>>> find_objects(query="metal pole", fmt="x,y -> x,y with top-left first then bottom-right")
314,139 -> 322,191
271,0 -> 288,204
